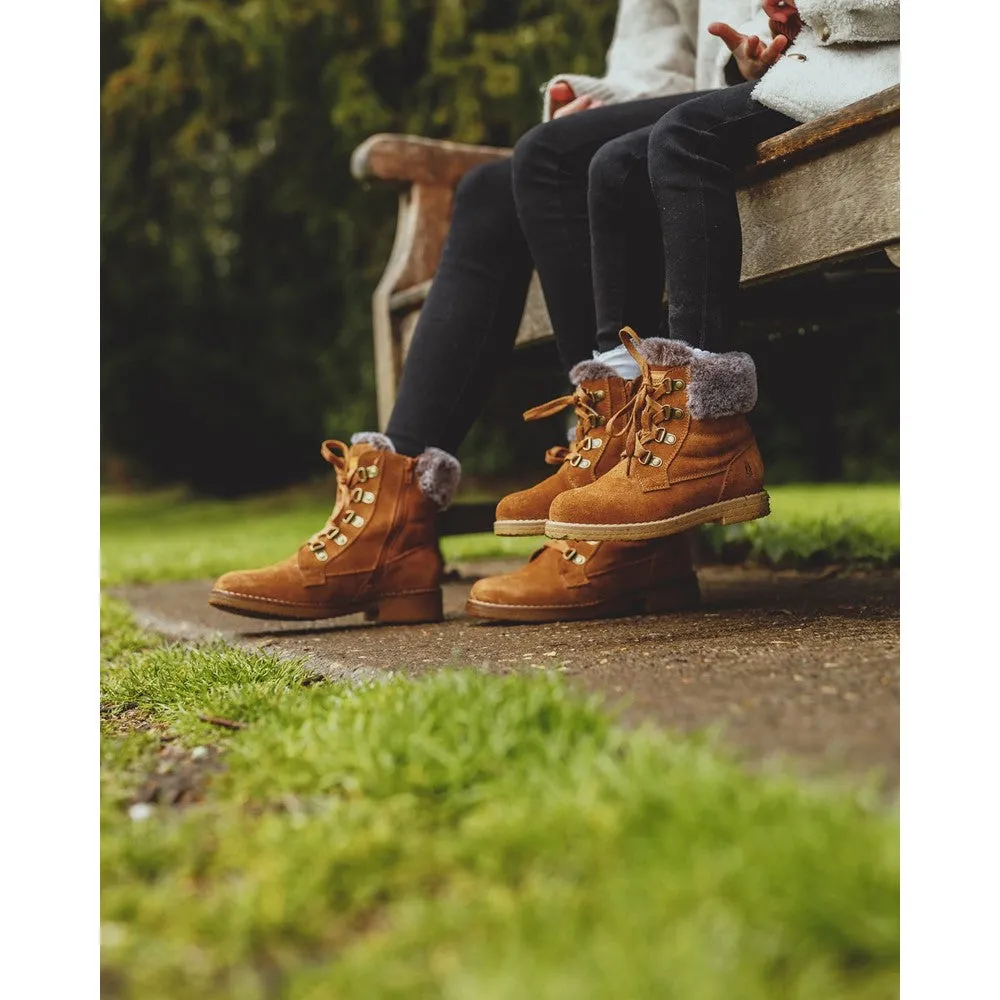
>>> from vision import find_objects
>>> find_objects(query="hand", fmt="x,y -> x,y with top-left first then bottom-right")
708,21 -> 789,81
548,81 -> 604,119
762,0 -> 803,42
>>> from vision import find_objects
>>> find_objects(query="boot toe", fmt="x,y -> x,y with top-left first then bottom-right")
468,573 -> 520,606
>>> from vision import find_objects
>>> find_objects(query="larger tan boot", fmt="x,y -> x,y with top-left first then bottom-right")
209,434 -> 459,623
546,328 -> 770,541
494,361 -> 632,535
466,536 -> 699,623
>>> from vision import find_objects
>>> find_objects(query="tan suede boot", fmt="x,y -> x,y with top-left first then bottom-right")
546,328 -> 770,541
209,433 -> 459,623
466,535 -> 699,623
494,361 -> 632,535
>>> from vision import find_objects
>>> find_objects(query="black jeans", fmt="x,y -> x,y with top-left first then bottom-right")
648,81 -> 797,349
385,94 -> 703,457
590,82 -> 796,351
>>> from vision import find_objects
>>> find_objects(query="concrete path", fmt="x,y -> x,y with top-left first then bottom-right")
113,564 -> 899,789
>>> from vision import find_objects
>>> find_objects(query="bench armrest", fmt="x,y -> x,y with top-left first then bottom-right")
754,85 -> 900,169
351,134 -> 512,187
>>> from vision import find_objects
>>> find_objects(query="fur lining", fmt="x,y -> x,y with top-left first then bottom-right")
635,338 -> 757,419
687,351 -> 757,420
635,337 -> 695,367
350,431 -> 395,452
569,359 -> 619,385
415,447 -> 461,511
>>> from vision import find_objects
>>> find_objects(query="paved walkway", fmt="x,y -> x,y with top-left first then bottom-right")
113,565 -> 899,789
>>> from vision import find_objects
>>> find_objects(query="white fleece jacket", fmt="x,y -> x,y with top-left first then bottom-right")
543,0 -> 898,124
752,0 -> 900,122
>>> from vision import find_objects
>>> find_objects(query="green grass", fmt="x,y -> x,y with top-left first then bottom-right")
101,483 -> 898,585
101,598 -> 898,999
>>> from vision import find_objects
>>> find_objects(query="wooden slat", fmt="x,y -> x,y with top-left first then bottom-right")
752,85 -> 899,169
738,123 -> 898,284
352,134 -> 511,187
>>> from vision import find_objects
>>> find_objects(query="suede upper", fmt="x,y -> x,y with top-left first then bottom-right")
211,441 -> 445,619
495,374 -> 632,527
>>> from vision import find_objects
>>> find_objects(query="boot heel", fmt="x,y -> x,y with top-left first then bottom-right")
370,590 -> 444,624
641,574 -> 701,614
718,491 -> 770,526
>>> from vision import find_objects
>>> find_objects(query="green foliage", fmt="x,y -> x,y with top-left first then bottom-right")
100,483 -> 900,584
101,0 -> 617,494
101,602 -> 898,998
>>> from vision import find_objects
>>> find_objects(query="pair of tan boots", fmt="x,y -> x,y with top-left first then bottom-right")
209,330 -> 769,625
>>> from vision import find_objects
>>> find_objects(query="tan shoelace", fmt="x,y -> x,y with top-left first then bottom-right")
605,328 -> 686,468
522,384 -> 608,467
306,440 -> 379,558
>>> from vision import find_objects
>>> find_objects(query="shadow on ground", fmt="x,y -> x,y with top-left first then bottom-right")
113,564 -> 899,790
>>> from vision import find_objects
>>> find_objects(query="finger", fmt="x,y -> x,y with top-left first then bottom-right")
548,80 -> 575,104
760,33 -> 789,66
552,94 -> 593,119
707,21 -> 745,52
746,35 -> 761,59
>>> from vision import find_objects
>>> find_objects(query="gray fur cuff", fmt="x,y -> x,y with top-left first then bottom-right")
415,447 -> 461,511
635,338 -> 757,420
350,431 -> 395,452
568,359 -> 620,385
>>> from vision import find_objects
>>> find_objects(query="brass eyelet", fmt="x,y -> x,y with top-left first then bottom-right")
366,465 -> 379,477
313,549 -> 329,562
671,379 -> 685,391
672,407 -> 684,419
334,534 -> 348,546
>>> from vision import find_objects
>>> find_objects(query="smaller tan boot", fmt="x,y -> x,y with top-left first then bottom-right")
494,361 -> 632,536
466,535 -> 699,623
546,328 -> 770,541
209,434 -> 459,623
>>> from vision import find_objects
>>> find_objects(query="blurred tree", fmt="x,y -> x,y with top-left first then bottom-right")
101,0 -> 617,494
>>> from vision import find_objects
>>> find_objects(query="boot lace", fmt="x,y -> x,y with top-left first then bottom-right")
605,327 -> 686,469
522,384 -> 608,470
305,440 -> 379,560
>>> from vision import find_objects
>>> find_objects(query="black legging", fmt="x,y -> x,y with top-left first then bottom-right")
385,93 -> 708,458
590,82 -> 797,351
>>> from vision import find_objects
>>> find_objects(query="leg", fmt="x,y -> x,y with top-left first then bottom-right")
647,82 -> 798,349
384,158 -> 533,457
510,94 -> 713,372
586,126 -> 664,352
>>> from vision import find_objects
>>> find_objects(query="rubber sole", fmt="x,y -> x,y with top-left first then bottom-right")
493,519 -> 546,537
207,588 -> 444,624
545,491 -> 771,542
465,575 -> 701,624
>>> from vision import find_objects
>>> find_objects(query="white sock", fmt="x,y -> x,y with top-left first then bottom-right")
593,344 -> 640,380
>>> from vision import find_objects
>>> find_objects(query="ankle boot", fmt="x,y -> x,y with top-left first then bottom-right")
209,433 -> 459,623
466,535 -> 699,623
545,328 -> 770,541
494,361 -> 633,536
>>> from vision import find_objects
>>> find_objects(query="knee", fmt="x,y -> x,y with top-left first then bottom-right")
588,137 -> 636,200
453,159 -> 513,216
648,104 -> 697,168
511,121 -> 555,198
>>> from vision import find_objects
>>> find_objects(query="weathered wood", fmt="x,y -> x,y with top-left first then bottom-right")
752,85 -> 899,170
352,134 -> 511,187
738,123 -> 899,285
372,183 -> 453,428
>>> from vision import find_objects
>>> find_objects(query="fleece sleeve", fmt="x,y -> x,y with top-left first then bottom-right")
794,0 -> 900,44
540,0 -> 697,120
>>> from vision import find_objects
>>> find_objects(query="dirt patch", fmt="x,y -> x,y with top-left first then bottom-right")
113,565 -> 899,790
132,741 -> 225,808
